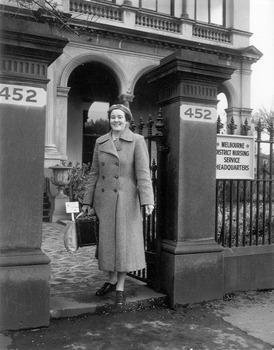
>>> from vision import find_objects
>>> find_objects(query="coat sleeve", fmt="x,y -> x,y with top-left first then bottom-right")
134,135 -> 155,206
82,141 -> 99,206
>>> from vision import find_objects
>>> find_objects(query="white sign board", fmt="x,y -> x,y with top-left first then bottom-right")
65,202 -> 80,213
216,135 -> 255,179
181,105 -> 217,123
0,83 -> 46,107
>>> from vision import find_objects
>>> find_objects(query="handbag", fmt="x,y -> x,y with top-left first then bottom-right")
75,212 -> 99,247
64,221 -> 78,254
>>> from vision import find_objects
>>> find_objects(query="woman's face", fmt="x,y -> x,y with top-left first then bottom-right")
109,109 -> 127,133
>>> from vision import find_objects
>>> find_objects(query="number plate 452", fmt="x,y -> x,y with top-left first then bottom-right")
0,84 -> 46,107
181,105 -> 217,123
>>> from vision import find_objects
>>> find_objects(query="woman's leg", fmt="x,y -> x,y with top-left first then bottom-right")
116,272 -> 127,291
115,272 -> 127,305
108,271 -> 118,284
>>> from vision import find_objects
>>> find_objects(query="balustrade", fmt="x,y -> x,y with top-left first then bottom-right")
70,0 -> 122,21
193,25 -> 231,43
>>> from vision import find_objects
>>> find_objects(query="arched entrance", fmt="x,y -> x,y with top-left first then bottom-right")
131,74 -> 159,121
67,61 -> 120,165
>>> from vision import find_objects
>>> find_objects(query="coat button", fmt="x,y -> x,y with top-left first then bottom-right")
114,189 -> 117,192
102,176 -> 105,179
116,162 -> 119,166
114,175 -> 119,179
101,162 -> 105,166
102,188 -> 105,192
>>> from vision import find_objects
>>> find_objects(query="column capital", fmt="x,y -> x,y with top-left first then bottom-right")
118,93 -> 134,107
225,107 -> 253,135
146,48 -> 236,106
57,86 -> 71,97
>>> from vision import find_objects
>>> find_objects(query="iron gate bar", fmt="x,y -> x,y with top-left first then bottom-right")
242,180 -> 247,247
249,180 -> 253,246
236,181 -> 240,247
263,170 -> 267,244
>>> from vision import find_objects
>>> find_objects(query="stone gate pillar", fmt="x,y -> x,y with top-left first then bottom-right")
0,17 -> 68,330
146,49 -> 235,305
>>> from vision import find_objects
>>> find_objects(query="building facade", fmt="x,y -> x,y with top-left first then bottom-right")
0,0 -> 267,330
2,0 -> 262,167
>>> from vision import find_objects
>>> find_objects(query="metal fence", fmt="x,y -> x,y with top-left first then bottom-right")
128,110 -> 167,290
216,117 -> 274,247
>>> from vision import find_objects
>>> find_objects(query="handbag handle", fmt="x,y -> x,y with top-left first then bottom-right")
76,212 -> 84,220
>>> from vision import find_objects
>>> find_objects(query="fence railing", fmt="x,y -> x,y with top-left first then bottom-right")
216,117 -> 274,247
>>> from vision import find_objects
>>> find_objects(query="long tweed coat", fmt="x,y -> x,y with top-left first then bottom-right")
83,126 -> 154,272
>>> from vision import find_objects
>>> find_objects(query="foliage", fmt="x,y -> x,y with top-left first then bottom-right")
84,118 -> 110,135
216,202 -> 272,247
61,161 -> 92,203
251,107 -> 274,134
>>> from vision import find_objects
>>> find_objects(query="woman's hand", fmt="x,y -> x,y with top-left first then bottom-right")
145,204 -> 154,216
82,205 -> 95,215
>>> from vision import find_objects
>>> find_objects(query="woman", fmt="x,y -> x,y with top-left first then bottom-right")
82,104 -> 154,306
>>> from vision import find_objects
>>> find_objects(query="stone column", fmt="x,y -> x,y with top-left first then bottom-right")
56,86 -> 71,159
146,49 -> 235,306
45,67 -> 61,162
181,0 -> 190,18
0,17 -> 68,331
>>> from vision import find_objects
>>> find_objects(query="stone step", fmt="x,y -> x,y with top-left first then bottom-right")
50,284 -> 167,319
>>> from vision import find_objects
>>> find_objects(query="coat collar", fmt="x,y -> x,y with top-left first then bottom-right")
97,126 -> 134,159
97,126 -> 134,144
119,126 -> 134,142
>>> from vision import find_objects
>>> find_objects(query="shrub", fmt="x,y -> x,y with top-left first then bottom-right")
217,202 -> 272,247
61,161 -> 92,203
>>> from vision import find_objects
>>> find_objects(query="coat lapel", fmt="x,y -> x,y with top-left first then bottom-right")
119,126 -> 134,142
98,127 -> 134,158
98,132 -> 119,158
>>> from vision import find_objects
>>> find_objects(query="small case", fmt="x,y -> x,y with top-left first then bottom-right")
75,213 -> 99,247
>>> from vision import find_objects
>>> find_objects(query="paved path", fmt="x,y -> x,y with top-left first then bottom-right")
42,223 -> 166,319
42,222 -> 106,295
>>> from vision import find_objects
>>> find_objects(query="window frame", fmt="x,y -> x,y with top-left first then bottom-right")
195,0 -> 226,27
139,0 -> 174,16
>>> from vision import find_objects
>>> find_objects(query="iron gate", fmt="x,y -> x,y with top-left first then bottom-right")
128,109 -> 168,290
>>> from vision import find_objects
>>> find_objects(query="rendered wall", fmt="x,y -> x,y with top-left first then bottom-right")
224,246 -> 274,293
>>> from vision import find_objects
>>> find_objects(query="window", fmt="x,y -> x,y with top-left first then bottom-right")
196,0 -> 208,23
195,0 -> 225,26
140,0 -> 172,15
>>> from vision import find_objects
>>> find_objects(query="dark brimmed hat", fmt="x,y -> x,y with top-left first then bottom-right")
107,104 -> 133,122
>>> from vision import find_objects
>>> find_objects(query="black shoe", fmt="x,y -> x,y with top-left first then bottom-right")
95,282 -> 117,296
115,291 -> 126,306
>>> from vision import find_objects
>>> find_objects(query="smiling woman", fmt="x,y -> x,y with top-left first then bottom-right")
109,108 -> 128,135
81,104 -> 154,307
